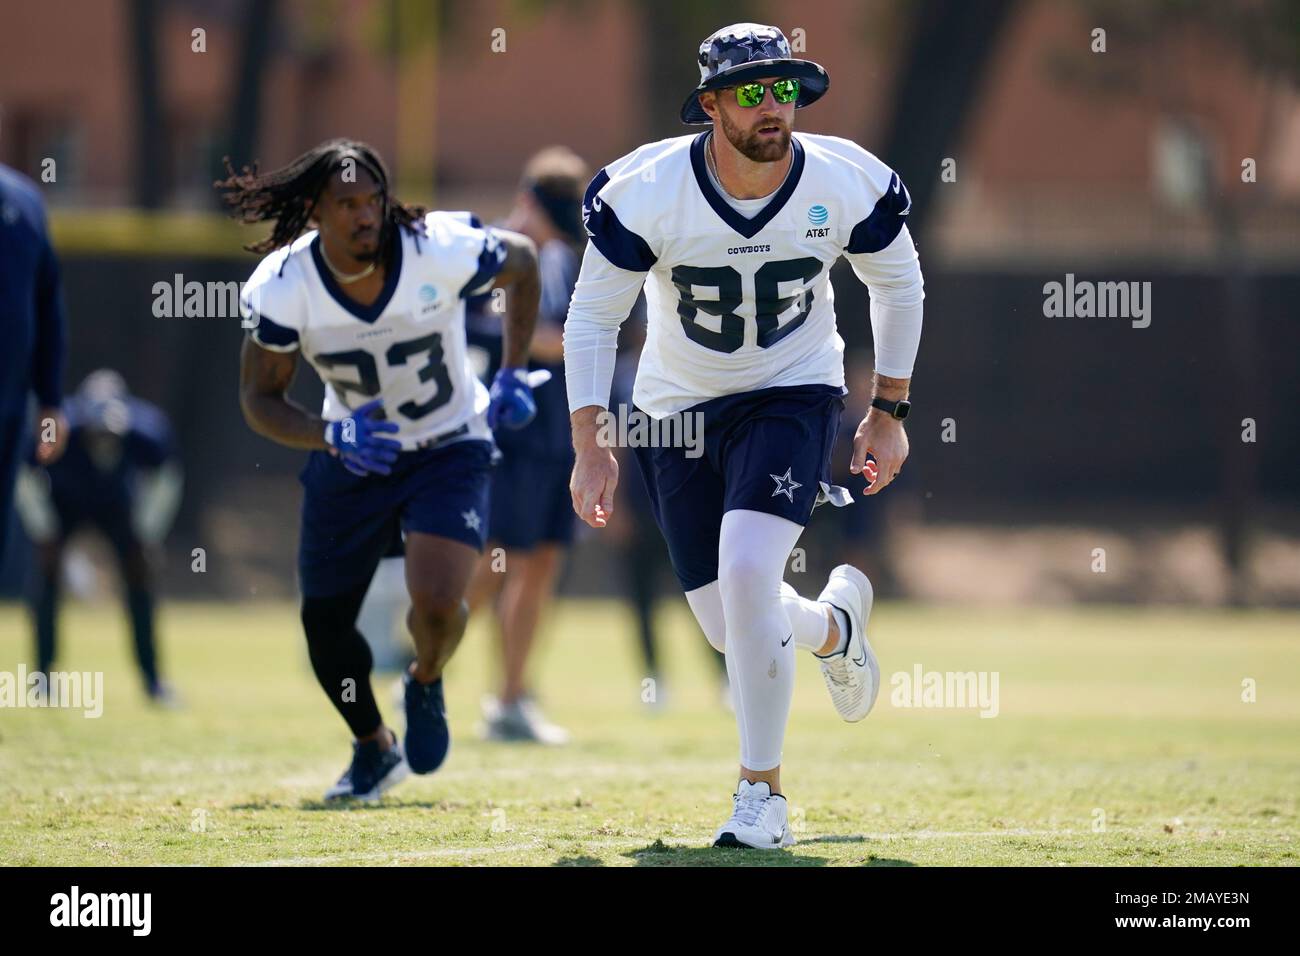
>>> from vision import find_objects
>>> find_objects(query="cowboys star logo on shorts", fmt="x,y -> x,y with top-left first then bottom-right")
462,508 -> 482,532
770,468 -> 802,502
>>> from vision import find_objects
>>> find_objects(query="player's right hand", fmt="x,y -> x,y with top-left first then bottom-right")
487,368 -> 538,430
325,398 -> 402,477
570,445 -> 618,529
34,407 -> 68,466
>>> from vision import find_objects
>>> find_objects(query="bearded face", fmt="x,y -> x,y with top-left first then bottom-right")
711,82 -> 794,163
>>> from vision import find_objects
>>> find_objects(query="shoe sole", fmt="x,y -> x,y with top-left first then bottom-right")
479,721 -> 537,743
404,737 -> 450,775
823,564 -> 880,722
481,728 -> 571,745
322,754 -> 411,803
352,757 -> 411,803
712,829 -> 795,849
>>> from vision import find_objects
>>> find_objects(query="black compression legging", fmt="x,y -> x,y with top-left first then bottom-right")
300,584 -> 385,739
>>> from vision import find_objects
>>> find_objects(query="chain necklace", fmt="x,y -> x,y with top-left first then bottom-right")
706,132 -> 722,185
706,131 -> 788,200
319,242 -> 377,284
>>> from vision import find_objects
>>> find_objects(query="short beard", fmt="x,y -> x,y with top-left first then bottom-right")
718,108 -> 790,163
352,229 -> 383,263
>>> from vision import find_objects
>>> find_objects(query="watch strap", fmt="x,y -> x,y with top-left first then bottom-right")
871,397 -> 906,417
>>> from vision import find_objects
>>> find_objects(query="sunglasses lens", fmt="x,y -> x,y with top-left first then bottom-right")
773,78 -> 800,103
736,84 -> 764,107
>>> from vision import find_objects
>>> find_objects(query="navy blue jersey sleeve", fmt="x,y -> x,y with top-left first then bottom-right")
33,220 -> 66,407
0,167 -> 66,408
581,170 -> 656,273
846,171 -> 913,255
124,400 -> 174,468
458,228 -> 509,298
248,314 -> 301,350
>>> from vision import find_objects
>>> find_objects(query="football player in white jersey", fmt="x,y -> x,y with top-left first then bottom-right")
565,24 -> 924,848
217,140 -> 541,801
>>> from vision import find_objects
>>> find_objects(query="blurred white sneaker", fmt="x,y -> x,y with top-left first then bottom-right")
712,780 -> 795,849
480,694 -> 571,745
816,564 -> 880,722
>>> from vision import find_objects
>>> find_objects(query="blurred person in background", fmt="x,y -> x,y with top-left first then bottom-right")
467,146 -> 588,744
0,147 -> 68,561
14,370 -> 182,703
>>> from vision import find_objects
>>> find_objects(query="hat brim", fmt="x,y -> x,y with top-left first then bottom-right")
680,59 -> 829,125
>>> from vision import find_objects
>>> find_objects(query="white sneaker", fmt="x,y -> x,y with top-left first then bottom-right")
712,780 -> 796,849
480,694 -> 572,745
816,564 -> 880,722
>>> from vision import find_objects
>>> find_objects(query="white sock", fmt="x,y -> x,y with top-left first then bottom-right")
717,510 -> 805,771
782,586 -> 830,652
816,605 -> 850,658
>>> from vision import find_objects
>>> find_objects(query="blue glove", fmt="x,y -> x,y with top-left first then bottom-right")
325,398 -> 402,476
488,367 -> 537,430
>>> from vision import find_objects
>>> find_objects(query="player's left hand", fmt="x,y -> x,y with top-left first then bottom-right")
488,367 -> 537,430
851,409 -> 908,496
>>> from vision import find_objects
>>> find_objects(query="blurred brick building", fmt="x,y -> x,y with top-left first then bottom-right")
1,0 -> 1296,257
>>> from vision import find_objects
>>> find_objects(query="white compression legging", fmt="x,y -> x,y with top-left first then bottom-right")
684,509 -> 831,771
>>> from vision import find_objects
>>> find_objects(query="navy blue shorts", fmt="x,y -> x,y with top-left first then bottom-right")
53,496 -> 139,556
632,384 -> 846,592
298,439 -> 494,598
488,452 -> 575,549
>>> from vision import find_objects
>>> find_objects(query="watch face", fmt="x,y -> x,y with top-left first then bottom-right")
894,400 -> 911,420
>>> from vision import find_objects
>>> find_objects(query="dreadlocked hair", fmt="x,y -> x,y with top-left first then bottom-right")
213,139 -> 426,272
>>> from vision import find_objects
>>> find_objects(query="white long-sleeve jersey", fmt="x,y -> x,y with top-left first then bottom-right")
564,131 -> 924,418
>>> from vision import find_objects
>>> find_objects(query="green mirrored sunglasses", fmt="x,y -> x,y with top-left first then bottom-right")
732,78 -> 800,108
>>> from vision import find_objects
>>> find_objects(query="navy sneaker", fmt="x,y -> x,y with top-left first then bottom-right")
323,733 -> 409,802
403,672 -> 451,774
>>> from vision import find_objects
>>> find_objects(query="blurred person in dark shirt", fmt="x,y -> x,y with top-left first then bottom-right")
15,370 -> 182,703
466,147 -> 587,743
0,158 -> 68,561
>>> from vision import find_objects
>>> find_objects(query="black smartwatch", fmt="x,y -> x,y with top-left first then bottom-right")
870,397 -> 911,421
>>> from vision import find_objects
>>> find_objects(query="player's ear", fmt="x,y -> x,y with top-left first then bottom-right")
699,91 -> 719,121
304,198 -> 317,228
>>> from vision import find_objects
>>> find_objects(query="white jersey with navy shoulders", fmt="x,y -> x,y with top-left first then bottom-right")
564,131 -> 924,419
240,210 -> 506,450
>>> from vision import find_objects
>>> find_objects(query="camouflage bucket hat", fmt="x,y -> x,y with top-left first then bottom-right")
680,22 -> 830,125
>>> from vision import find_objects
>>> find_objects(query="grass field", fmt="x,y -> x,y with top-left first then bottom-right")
1,599 -> 1297,866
